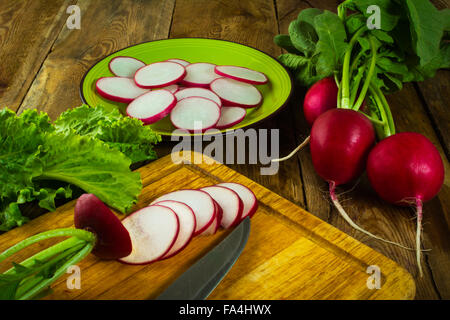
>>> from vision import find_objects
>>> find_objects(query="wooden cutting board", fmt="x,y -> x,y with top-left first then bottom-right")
0,152 -> 415,300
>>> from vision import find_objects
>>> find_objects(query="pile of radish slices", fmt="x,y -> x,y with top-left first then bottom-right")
119,182 -> 258,265
96,56 -> 269,132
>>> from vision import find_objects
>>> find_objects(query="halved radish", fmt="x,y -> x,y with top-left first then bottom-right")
210,78 -> 263,108
119,205 -> 179,265
215,65 -> 268,85
180,63 -> 222,88
175,87 -> 222,107
215,106 -> 247,130
109,56 -> 146,78
154,200 -> 196,259
154,84 -> 179,93
134,61 -> 186,89
166,58 -> 190,67
151,189 -> 216,236
96,77 -> 149,103
200,186 -> 244,229
215,183 -> 258,221
126,89 -> 176,124
170,97 -> 221,132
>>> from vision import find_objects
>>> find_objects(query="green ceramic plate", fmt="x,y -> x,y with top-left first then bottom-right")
80,38 -> 293,137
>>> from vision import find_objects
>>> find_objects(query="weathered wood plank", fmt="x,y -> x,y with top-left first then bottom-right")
0,0 -> 75,111
17,0 -> 175,119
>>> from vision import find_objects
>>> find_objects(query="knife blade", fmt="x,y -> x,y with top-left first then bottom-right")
155,217 -> 251,300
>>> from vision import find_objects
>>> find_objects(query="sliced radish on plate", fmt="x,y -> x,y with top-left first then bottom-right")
151,189 -> 216,236
154,200 -> 196,259
215,183 -> 258,220
200,186 -> 243,229
215,65 -> 268,85
175,87 -> 222,107
215,106 -> 247,130
134,61 -> 186,89
170,97 -> 221,132
96,77 -> 149,103
154,84 -> 179,93
181,63 -> 222,88
119,205 -> 179,265
126,89 -> 176,124
166,58 -> 190,67
210,77 -> 263,108
108,56 -> 146,78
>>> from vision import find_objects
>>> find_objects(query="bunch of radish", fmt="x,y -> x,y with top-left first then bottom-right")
96,56 -> 269,132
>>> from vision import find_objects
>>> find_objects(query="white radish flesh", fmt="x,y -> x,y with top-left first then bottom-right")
210,78 -> 262,108
215,183 -> 258,221
170,97 -> 221,132
151,189 -> 216,235
154,84 -> 179,93
109,56 -> 146,78
166,58 -> 190,67
215,65 -> 268,85
181,63 -> 222,88
215,106 -> 247,129
155,201 -> 196,259
126,89 -> 176,124
175,87 -> 222,107
119,205 -> 179,265
201,186 -> 243,229
134,61 -> 186,89
96,77 -> 149,103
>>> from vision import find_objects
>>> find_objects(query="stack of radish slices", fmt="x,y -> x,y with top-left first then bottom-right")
96,56 -> 269,132
118,182 -> 257,265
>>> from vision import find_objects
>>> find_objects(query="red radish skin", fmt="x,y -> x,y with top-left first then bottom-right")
214,65 -> 268,85
126,89 -> 177,125
74,194 -> 132,260
96,77 -> 149,103
134,61 -> 186,89
108,56 -> 146,78
215,183 -> 258,221
366,132 -> 445,276
201,185 -> 244,228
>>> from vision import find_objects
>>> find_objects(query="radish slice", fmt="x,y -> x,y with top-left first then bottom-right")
181,63 -> 222,88
200,186 -> 244,229
198,200 -> 219,236
134,61 -> 186,89
175,87 -> 222,107
166,58 -> 190,67
96,77 -> 149,103
170,97 -> 221,132
109,56 -> 146,78
151,189 -> 216,235
215,65 -> 268,85
215,106 -> 247,130
155,201 -> 196,259
210,78 -> 263,108
215,183 -> 258,221
126,89 -> 176,124
119,205 -> 179,265
154,84 -> 179,93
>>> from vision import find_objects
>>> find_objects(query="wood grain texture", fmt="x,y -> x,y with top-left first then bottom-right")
17,0 -> 175,119
0,152 -> 415,300
0,0 -> 74,111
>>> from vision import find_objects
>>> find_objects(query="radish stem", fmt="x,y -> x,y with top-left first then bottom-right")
271,136 -> 311,163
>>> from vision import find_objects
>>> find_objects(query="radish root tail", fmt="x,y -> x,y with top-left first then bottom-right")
272,136 -> 310,163
329,182 -> 414,251
416,198 -> 424,277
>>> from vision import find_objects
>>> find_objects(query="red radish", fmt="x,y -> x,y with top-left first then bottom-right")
166,58 -> 190,67
154,84 -> 179,94
119,205 -> 179,265
210,78 -> 262,108
170,97 -> 221,132
126,89 -> 176,125
215,183 -> 258,221
366,132 -> 445,276
134,61 -> 186,89
154,201 -> 196,259
175,87 -> 222,107
96,77 -> 149,103
151,189 -> 216,236
74,194 -> 132,260
215,106 -> 247,130
180,63 -> 222,88
214,65 -> 268,85
201,186 -> 244,228
108,56 -> 145,78
310,109 -> 411,249
200,200 -> 222,236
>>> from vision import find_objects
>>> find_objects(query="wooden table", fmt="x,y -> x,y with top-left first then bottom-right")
1,0 -> 448,300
